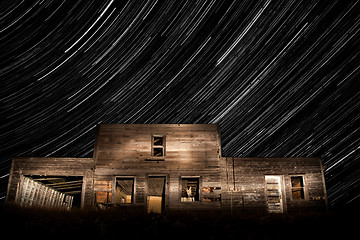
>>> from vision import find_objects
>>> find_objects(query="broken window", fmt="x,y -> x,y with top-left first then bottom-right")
181,177 -> 199,202
114,178 -> 134,204
291,176 -> 305,200
202,187 -> 221,202
152,135 -> 165,157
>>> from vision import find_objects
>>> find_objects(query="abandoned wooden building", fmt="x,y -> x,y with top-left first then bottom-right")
6,124 -> 328,214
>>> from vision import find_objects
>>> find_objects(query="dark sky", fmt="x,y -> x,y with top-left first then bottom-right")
1,0 -> 360,209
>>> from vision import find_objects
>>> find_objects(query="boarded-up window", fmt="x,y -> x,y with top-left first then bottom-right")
95,180 -> 112,205
181,178 -> 199,202
291,176 -> 305,200
152,135 -> 165,157
114,178 -> 134,204
96,191 -> 112,204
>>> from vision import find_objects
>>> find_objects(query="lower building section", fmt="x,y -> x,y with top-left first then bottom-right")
6,158 -> 94,209
6,157 -> 328,214
221,157 -> 328,214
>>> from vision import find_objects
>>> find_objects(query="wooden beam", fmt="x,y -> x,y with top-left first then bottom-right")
52,185 -> 83,191
47,180 -> 83,186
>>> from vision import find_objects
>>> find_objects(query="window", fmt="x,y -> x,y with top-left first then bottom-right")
114,177 -> 134,204
181,177 -> 199,202
291,176 -> 305,200
152,135 -> 165,157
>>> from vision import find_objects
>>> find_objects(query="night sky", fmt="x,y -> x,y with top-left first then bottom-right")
1,0 -> 360,209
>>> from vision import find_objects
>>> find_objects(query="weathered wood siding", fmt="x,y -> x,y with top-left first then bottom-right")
93,124 -> 222,211
6,157 -> 94,208
6,124 -> 328,214
221,157 -> 328,214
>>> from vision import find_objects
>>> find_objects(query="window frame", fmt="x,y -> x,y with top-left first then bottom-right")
289,175 -> 307,201
180,176 -> 201,202
113,176 -> 136,204
151,135 -> 166,158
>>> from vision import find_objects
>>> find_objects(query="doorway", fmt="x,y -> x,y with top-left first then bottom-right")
147,176 -> 166,214
265,175 -> 284,213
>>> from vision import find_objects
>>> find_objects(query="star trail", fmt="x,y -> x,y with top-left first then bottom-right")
1,0 -> 360,209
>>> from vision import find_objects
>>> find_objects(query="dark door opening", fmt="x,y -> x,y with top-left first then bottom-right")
147,176 -> 166,214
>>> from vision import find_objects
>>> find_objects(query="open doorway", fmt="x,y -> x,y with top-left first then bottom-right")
265,175 -> 284,213
147,176 -> 166,214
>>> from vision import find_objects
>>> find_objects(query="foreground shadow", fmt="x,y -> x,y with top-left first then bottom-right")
1,205 -> 357,240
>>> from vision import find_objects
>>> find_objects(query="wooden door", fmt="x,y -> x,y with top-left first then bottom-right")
265,176 -> 284,213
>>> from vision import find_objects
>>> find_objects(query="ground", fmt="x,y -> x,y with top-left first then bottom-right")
0,205 -> 357,240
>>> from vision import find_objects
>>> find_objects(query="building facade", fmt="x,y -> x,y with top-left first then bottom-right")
6,124 -> 328,214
